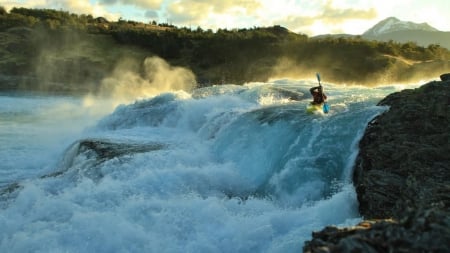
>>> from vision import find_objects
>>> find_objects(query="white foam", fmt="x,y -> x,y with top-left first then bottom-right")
0,82 -> 402,252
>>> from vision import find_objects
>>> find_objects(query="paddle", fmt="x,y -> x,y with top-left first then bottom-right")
316,73 -> 329,113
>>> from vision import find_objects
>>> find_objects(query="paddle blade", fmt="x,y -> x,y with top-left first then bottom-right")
316,73 -> 321,83
323,103 -> 330,114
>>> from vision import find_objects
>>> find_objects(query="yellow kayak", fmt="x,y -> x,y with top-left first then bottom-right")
306,103 -> 324,114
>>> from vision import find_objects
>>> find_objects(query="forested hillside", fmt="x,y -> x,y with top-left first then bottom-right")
1,7 -> 449,92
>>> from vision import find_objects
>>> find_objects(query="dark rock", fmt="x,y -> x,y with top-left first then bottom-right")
440,73 -> 450,81
0,182 -> 22,208
77,139 -> 164,161
45,138 -> 166,179
353,80 -> 449,219
304,77 -> 450,252
304,208 -> 450,253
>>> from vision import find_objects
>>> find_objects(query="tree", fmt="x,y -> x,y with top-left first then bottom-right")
0,6 -> 7,15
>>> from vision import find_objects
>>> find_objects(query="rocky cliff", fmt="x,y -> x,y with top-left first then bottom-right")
304,74 -> 450,252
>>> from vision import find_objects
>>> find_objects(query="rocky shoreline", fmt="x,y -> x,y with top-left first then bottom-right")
304,74 -> 450,252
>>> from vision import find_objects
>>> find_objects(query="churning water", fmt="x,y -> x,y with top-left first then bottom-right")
0,79 -> 408,252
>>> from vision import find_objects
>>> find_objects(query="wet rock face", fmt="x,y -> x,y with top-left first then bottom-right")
45,139 -> 166,180
304,78 -> 450,252
353,80 -> 450,219
77,139 -> 165,161
303,208 -> 450,253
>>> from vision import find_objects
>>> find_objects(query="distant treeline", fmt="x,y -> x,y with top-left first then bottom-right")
1,6 -> 449,90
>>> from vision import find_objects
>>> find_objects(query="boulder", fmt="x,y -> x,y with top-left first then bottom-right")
353,80 -> 449,219
440,73 -> 450,81
304,208 -> 450,253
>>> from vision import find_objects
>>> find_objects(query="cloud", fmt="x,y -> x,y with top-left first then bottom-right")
165,0 -> 262,27
321,0 -> 377,24
162,0 -> 377,35
169,0 -> 261,15
166,1 -> 212,24
272,0 -> 378,35
97,0 -> 163,9
145,10 -> 159,19
2,0 -> 120,20
1,0 -> 45,11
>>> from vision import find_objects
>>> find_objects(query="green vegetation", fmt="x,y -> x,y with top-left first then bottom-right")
1,7 -> 449,92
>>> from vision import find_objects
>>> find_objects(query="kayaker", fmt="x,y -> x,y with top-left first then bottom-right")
310,86 -> 327,105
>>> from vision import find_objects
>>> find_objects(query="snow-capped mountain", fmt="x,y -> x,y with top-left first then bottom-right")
363,17 -> 438,37
361,17 -> 450,50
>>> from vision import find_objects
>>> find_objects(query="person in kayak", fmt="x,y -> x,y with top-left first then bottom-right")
310,86 -> 327,105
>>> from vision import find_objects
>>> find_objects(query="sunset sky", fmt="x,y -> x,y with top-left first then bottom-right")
1,0 -> 449,36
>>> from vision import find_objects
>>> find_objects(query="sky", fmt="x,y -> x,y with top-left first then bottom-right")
1,0 -> 449,36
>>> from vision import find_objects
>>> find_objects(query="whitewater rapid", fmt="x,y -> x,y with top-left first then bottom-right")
0,80 -> 404,252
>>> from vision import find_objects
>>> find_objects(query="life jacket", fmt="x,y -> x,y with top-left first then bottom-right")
312,90 -> 327,104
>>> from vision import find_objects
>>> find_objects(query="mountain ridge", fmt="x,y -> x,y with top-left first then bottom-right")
363,17 -> 439,37
362,17 -> 450,50
314,17 -> 450,50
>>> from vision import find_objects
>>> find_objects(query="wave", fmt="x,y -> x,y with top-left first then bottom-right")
0,80 -> 399,252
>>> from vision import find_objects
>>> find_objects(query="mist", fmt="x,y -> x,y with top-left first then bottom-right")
268,55 -> 449,86
97,56 -> 196,105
